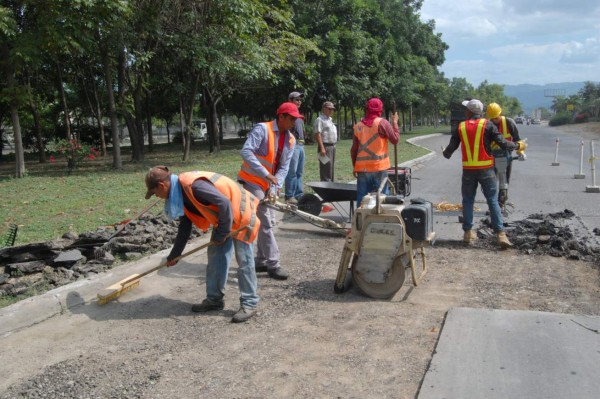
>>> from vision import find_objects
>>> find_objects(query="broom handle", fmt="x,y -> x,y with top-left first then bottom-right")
108,198 -> 162,241
119,225 -> 248,286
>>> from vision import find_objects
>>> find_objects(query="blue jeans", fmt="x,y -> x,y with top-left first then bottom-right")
284,144 -> 305,199
206,235 -> 259,309
461,168 -> 504,232
356,170 -> 389,206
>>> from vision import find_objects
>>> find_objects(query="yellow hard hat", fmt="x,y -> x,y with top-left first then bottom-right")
486,102 -> 502,119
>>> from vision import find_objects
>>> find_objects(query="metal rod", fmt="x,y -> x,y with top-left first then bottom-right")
552,137 -> 560,166
586,141 -> 600,193
575,140 -> 586,179
591,141 -> 597,186
579,141 -> 584,175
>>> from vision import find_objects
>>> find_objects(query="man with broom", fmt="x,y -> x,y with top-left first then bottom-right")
144,165 -> 261,323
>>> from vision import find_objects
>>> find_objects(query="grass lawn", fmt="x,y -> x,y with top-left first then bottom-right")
0,126 -> 445,246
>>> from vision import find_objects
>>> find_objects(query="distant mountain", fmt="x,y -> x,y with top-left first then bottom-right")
503,82 -> 597,115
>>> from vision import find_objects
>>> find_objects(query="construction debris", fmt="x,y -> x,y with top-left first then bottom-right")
475,209 -> 600,265
434,201 -> 480,212
0,214 -> 202,299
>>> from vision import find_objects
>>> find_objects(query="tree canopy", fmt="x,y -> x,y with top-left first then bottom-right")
0,0 -> 526,177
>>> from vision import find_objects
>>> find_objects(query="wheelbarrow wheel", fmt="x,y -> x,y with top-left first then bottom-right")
298,193 -> 322,216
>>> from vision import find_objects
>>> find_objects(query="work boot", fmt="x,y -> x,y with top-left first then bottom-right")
268,267 -> 289,280
255,265 -> 268,273
463,230 -> 477,244
232,307 -> 257,323
191,298 -> 224,313
496,231 -> 513,249
285,197 -> 298,205
254,259 -> 268,273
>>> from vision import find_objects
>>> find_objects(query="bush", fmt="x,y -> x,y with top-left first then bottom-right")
548,112 -> 571,127
46,138 -> 99,174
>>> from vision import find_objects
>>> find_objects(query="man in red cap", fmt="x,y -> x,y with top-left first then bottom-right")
351,98 -> 399,206
237,102 -> 303,280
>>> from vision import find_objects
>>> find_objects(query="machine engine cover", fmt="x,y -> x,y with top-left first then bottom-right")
354,222 -> 403,283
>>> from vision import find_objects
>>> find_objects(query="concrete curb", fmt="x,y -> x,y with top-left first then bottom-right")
400,133 -> 445,168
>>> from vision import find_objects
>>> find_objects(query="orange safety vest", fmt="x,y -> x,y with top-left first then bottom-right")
237,121 -> 295,191
179,171 -> 261,244
459,119 -> 494,170
490,116 -> 512,151
353,118 -> 390,173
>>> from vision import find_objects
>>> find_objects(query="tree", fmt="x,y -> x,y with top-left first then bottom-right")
578,81 -> 600,118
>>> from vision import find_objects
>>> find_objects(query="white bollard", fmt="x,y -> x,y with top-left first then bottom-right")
551,137 -> 560,166
586,140 -> 599,193
574,140 -> 586,179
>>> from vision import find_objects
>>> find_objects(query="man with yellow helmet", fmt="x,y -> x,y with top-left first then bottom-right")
486,102 -> 524,214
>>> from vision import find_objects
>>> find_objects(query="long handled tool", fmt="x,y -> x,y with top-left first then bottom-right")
97,226 -> 248,305
94,198 -> 162,259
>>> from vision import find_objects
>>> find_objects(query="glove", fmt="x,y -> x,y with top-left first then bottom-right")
442,148 -> 451,159
516,140 -> 527,154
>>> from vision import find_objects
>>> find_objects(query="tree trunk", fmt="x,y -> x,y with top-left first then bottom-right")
10,103 -> 25,178
146,95 -> 154,152
210,96 -> 221,154
166,120 -> 171,144
56,62 -> 71,139
100,42 -> 122,169
2,47 -> 26,178
29,97 -> 46,163
89,72 -> 107,157
179,95 -> 190,160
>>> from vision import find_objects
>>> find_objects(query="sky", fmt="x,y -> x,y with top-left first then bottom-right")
419,0 -> 600,86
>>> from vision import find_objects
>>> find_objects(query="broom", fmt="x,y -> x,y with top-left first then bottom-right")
94,198 -> 162,259
97,225 -> 248,305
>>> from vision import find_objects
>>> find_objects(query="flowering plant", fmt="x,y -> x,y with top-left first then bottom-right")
46,139 -> 99,173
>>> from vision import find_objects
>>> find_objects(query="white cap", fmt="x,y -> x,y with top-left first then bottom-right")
462,99 -> 484,115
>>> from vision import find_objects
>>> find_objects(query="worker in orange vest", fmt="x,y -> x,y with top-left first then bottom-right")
442,99 -> 526,248
238,102 -> 302,280
351,98 -> 400,206
144,166 -> 261,323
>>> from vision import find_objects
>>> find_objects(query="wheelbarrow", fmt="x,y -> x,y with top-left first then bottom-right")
386,166 -> 411,197
297,181 -> 357,218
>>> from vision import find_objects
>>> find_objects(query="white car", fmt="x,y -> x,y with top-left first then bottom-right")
192,121 -> 208,140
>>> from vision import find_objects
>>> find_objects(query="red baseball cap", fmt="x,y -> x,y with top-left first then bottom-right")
276,102 -> 304,119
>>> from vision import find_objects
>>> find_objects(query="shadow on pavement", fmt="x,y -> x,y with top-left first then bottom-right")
66,291 -> 234,321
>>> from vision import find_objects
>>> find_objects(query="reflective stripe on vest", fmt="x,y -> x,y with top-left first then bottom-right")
459,119 -> 494,169
237,121 -> 295,192
179,171 -> 261,244
353,118 -> 390,173
490,116 -> 512,151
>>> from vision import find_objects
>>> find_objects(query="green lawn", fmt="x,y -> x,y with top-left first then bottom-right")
0,126 -> 444,245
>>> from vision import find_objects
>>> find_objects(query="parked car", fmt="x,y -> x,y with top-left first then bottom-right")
515,117 -> 524,124
532,119 -> 541,125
